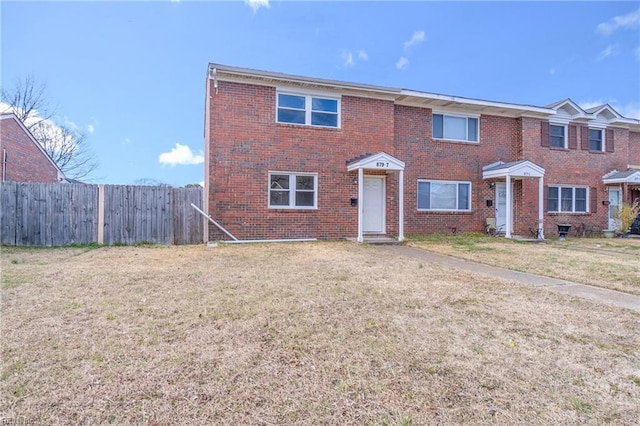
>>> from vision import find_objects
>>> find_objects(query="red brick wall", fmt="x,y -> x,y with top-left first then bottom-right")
0,117 -> 60,183
522,119 -> 631,235
630,131 -> 640,166
395,105 -> 521,235
207,79 -> 639,240
207,80 -> 396,240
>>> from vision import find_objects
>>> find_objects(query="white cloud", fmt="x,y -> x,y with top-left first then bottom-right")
341,49 -> 368,68
618,103 -> 640,120
245,0 -> 269,13
396,57 -> 410,70
87,124 -> 95,134
596,9 -> 639,36
598,44 -> 619,60
199,181 -> 205,188
579,100 -> 606,111
403,30 -> 425,51
158,143 -> 204,166
342,50 -> 354,68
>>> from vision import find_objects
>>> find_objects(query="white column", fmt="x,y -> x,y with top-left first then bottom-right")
357,167 -> 364,243
538,176 -> 544,239
398,170 -> 404,242
505,175 -> 512,238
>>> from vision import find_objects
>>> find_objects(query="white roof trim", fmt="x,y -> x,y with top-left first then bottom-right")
347,152 -> 405,172
482,160 -> 545,179
603,170 -> 640,184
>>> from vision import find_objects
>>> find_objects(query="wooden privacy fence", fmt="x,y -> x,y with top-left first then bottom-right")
0,182 -> 203,246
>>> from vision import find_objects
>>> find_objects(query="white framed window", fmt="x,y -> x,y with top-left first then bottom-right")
589,128 -> 604,151
276,92 -> 340,128
550,124 -> 566,148
432,113 -> 479,142
548,186 -> 588,213
417,180 -> 471,211
268,172 -> 318,209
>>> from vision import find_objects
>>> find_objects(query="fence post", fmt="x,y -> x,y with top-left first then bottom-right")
97,184 -> 105,244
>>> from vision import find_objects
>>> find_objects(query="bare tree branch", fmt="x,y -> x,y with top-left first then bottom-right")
1,76 -> 98,180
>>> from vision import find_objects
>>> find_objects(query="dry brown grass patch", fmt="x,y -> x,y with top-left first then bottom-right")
408,234 -> 640,295
1,242 -> 639,424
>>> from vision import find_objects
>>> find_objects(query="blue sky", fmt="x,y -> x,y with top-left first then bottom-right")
2,1 -> 639,186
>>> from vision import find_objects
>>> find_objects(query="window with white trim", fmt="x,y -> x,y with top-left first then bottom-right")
417,180 -> 471,211
550,124 -> 566,148
269,172 -> 317,209
589,128 -> 604,151
277,92 -> 340,128
433,113 -> 479,142
548,186 -> 588,213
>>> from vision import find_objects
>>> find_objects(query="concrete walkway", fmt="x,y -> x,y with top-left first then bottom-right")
385,245 -> 640,313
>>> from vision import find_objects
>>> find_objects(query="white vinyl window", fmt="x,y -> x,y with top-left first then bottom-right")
417,180 -> 471,211
268,172 -> 318,209
277,92 -> 340,128
548,186 -> 588,213
550,124 -> 566,148
433,113 -> 479,142
589,128 -> 604,151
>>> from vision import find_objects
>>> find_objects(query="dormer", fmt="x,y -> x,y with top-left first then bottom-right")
545,99 -> 590,124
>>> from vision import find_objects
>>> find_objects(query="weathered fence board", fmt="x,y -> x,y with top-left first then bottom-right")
172,187 -> 204,245
0,182 -> 202,246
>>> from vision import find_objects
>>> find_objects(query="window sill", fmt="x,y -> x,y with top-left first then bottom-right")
549,146 -> 569,151
417,210 -> 473,214
268,207 -> 318,212
547,212 -> 590,215
276,122 -> 340,131
432,138 -> 479,145
588,150 -> 605,154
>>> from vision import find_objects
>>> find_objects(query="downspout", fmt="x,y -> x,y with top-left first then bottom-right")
203,66 -> 213,242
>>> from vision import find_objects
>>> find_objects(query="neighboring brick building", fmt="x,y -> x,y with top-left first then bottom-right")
0,114 -> 65,183
204,63 -> 640,241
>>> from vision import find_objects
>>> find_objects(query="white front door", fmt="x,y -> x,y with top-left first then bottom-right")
495,183 -> 507,232
363,176 -> 385,233
608,188 -> 621,230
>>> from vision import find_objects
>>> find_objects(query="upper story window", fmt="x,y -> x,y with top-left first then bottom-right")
417,180 -> 471,211
433,113 -> 479,143
269,172 -> 317,209
277,92 -> 340,128
589,129 -> 604,151
548,186 -> 588,213
550,124 -> 566,148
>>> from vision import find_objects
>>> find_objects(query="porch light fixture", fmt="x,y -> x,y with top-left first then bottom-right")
487,182 -> 495,189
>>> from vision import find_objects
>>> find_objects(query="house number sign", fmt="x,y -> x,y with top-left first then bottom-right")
375,162 -> 391,168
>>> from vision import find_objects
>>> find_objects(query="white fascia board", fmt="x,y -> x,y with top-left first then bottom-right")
603,171 -> 640,184
347,152 -> 405,171
398,89 -> 556,117
483,161 -> 545,179
209,63 -> 401,99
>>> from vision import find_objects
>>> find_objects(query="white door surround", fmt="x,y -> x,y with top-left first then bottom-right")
483,160 -> 545,239
362,176 -> 385,233
608,187 -> 621,231
347,152 -> 405,243
495,182 -> 509,233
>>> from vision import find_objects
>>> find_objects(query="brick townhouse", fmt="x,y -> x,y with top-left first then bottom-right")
0,113 -> 65,183
204,63 -> 640,242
